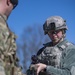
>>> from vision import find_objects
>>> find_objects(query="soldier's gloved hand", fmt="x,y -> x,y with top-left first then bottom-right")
26,64 -> 37,75
30,64 -> 37,71
31,55 -> 38,64
26,69 -> 32,75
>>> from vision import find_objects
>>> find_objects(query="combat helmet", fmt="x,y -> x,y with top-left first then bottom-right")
10,0 -> 18,9
43,16 -> 68,34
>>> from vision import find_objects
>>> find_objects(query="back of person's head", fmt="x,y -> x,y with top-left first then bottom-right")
0,0 -> 18,9
0,0 -> 18,18
10,0 -> 18,9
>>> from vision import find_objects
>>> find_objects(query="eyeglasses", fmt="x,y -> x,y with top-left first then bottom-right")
48,30 -> 61,34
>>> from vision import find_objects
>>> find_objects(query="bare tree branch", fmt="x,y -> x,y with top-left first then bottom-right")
17,24 -> 50,73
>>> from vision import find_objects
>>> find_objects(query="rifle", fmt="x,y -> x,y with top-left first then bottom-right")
26,55 -> 47,75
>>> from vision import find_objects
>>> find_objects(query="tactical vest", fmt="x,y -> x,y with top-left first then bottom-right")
37,40 -> 73,68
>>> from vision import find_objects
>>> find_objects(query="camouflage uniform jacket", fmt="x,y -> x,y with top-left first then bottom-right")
37,39 -> 75,75
0,14 -> 22,75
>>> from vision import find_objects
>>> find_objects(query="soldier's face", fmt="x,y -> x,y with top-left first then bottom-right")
48,30 -> 63,44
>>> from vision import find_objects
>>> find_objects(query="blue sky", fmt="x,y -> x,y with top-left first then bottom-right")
8,0 -> 75,43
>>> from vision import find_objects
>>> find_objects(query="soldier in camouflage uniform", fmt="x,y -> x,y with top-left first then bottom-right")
28,16 -> 75,75
0,0 -> 23,75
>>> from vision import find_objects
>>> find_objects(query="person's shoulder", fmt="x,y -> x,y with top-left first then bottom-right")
37,42 -> 52,55
0,15 -> 6,27
37,47 -> 45,55
43,42 -> 53,47
67,42 -> 75,49
0,26 -> 9,41
65,39 -> 75,48
64,40 -> 75,52
56,39 -> 75,51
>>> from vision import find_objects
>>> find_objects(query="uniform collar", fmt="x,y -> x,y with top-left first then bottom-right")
43,39 -> 68,47
0,14 -> 7,21
56,39 -> 68,48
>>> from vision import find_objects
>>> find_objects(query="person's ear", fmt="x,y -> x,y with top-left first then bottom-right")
7,0 -> 11,6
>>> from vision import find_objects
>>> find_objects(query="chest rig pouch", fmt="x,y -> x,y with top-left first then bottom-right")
41,46 -> 62,68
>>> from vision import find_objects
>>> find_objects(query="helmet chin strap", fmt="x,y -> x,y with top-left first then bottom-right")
59,37 -> 64,43
57,30 -> 65,43
52,34 -> 64,46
